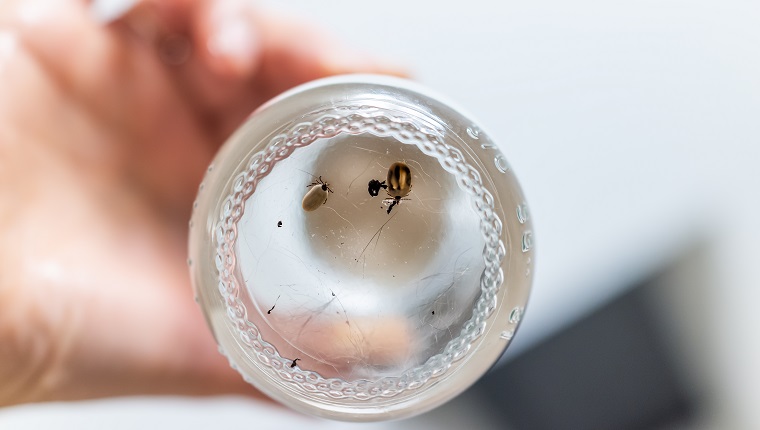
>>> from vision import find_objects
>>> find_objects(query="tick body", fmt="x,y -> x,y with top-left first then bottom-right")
367,179 -> 387,197
302,176 -> 333,211
385,162 -> 412,214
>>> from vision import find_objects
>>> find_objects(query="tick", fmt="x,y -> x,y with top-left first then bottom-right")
302,176 -> 333,211
384,162 -> 412,214
367,179 -> 387,197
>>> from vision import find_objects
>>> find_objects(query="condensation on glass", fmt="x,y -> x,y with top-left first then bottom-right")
188,75 -> 534,421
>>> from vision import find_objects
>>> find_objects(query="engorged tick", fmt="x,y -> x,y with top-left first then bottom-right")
302,176 -> 333,211
384,162 -> 412,214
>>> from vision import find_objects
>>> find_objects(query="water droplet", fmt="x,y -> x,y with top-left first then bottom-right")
500,330 -> 513,340
194,295 -> 200,303
516,203 -> 529,224
188,220 -> 194,228
207,164 -> 214,172
187,258 -> 193,266
494,154 -> 510,173
480,143 -> 497,150
525,257 -> 532,277
466,127 -> 480,139
509,307 -> 523,324
522,230 -> 533,252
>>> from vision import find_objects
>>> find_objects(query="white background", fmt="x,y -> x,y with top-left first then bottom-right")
2,0 -> 759,428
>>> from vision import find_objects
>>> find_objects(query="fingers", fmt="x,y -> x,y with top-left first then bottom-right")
109,0 -> 262,138
114,0 -> 409,139
258,308 -> 415,379
9,0 -> 116,104
198,5 -> 411,139
251,7 -> 409,98
193,0 -> 261,77
117,0 -> 262,77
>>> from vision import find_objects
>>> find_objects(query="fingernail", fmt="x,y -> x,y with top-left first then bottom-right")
90,0 -> 139,23
207,2 -> 258,74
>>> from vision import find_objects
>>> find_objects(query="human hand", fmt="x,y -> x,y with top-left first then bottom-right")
0,0 -> 404,406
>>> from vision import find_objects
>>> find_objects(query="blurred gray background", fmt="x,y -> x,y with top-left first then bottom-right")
2,0 -> 759,428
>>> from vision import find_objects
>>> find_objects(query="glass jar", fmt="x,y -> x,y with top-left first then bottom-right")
188,75 -> 533,421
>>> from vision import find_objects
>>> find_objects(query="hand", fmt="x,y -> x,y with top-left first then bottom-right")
0,0 -> 405,406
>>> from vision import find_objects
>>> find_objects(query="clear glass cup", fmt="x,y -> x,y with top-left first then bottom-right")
188,75 -> 534,421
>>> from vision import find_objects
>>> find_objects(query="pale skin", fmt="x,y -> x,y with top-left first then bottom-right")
0,0 -> 404,407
